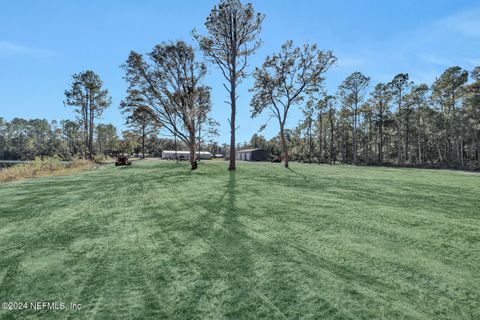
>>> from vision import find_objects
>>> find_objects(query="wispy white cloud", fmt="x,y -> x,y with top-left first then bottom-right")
439,8 -> 480,37
0,41 -> 57,57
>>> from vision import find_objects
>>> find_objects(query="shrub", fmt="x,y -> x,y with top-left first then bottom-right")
0,156 -> 93,183
92,154 -> 114,164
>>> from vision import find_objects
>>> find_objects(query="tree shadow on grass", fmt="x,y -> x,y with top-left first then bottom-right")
168,172 -> 288,319
286,166 -> 307,181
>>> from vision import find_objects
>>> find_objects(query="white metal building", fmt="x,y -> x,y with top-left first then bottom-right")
161,150 -> 213,160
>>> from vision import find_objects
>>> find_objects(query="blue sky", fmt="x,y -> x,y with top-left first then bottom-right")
1,0 -> 479,144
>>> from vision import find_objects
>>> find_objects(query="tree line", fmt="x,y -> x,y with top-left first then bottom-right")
1,0 -> 478,171
243,66 -> 480,169
118,0 -> 479,170
0,117 -> 208,161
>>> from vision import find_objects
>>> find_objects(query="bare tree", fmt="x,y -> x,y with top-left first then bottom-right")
122,41 -> 212,170
194,0 -> 264,171
250,41 -> 336,168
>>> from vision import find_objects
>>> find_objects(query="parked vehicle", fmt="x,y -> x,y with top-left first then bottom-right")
115,155 -> 132,166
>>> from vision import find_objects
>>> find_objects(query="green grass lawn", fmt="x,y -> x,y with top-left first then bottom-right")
0,160 -> 479,320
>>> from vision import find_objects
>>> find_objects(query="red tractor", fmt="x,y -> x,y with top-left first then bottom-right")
115,155 -> 132,166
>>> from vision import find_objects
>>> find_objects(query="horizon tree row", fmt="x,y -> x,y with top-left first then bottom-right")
5,0 -> 478,171
245,66 -> 479,169
0,117 -> 203,161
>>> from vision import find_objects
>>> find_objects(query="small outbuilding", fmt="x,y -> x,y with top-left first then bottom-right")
235,148 -> 270,161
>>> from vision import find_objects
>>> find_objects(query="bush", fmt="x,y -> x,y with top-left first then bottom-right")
92,154 -> 114,164
0,156 -> 93,183
32,156 -> 63,172
67,158 -> 92,168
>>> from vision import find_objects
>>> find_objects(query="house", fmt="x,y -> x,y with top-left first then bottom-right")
235,148 -> 270,161
161,150 -> 213,160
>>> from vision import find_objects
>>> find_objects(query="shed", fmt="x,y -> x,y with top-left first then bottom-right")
235,148 -> 270,161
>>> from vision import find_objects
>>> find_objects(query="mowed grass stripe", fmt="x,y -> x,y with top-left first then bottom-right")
186,180 -> 435,319
0,160 -> 479,319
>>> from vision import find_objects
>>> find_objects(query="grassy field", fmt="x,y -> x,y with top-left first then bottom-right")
0,160 -> 479,320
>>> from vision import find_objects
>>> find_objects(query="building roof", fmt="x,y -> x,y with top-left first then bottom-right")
237,148 -> 266,153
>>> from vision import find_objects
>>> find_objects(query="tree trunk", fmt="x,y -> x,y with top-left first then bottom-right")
189,138 -> 197,170
228,15 -> 238,172
353,104 -> 358,165
329,108 -> 335,165
379,111 -> 384,164
89,109 -> 94,160
367,115 -> 372,164
174,132 -> 178,163
318,113 -> 322,164
189,148 -> 198,170
436,142 -> 443,164
280,125 -> 289,168
460,137 -> 464,168
198,122 -> 202,161
476,139 -> 479,162
363,123 -> 367,163
308,118 -> 312,164
142,125 -> 146,159
444,108 -> 449,165
323,120 -> 327,163
405,112 -> 410,164
228,77 -> 236,171
417,129 -> 422,165
84,91 -> 89,159
397,91 -> 402,164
